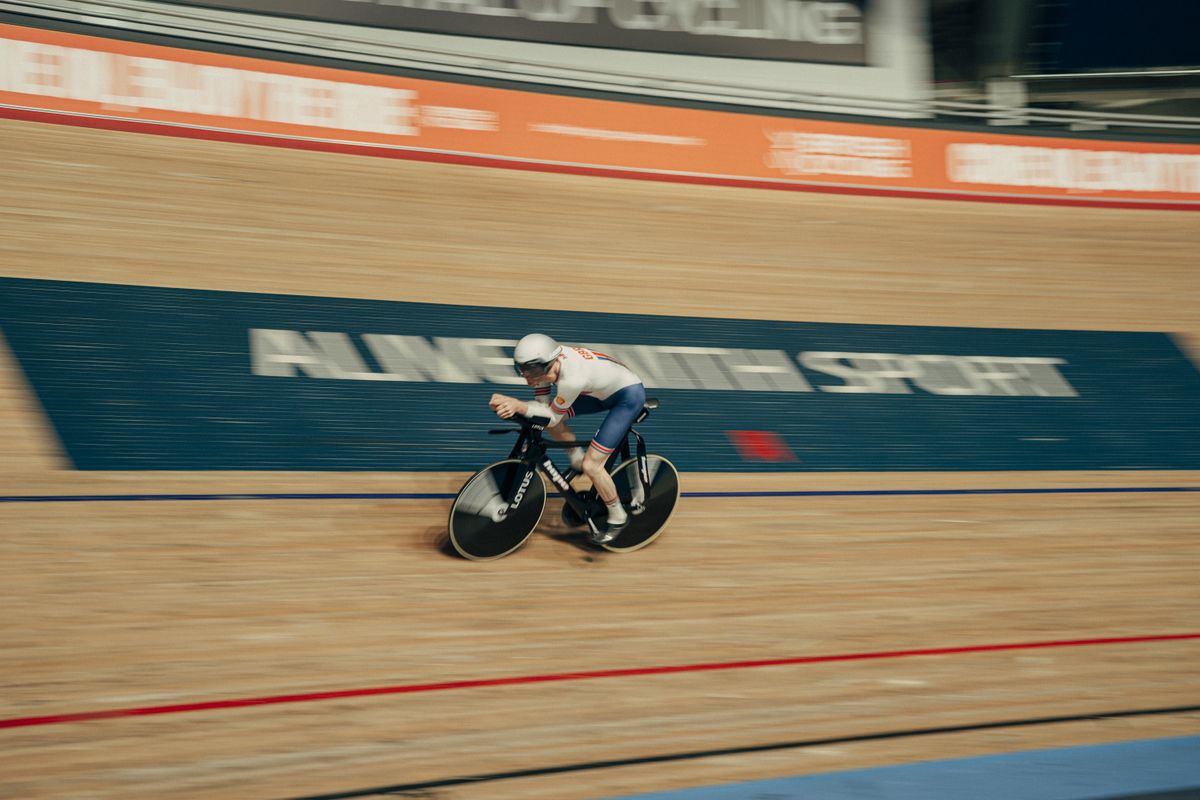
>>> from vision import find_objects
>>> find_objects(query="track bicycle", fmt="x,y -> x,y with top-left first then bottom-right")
448,400 -> 679,561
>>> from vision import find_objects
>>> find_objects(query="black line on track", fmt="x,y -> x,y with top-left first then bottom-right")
283,703 -> 1200,799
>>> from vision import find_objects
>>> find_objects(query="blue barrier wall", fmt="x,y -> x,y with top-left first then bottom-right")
2,277 -> 1198,472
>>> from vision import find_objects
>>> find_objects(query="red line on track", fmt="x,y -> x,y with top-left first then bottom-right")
3,105 -> 1198,211
4,633 -> 1198,730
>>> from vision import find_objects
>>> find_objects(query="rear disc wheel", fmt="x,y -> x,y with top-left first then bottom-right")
601,454 -> 679,553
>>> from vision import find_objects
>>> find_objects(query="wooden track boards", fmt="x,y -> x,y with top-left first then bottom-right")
1,118 -> 1199,799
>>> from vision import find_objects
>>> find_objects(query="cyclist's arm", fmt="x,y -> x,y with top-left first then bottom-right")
489,394 -> 568,427
526,379 -> 581,428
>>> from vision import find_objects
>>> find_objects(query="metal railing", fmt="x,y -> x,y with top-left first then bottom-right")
4,0 -> 1199,133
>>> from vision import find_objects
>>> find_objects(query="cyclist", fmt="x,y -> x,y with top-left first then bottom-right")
490,333 -> 646,543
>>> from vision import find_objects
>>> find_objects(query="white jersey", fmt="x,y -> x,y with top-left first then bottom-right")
532,345 -> 641,423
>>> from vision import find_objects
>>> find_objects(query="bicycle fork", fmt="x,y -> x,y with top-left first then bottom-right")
481,432 -> 539,523
625,428 -> 650,513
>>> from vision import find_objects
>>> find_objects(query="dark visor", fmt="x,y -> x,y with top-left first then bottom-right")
514,360 -> 551,378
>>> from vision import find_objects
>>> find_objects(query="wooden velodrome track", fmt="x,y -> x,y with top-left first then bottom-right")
1,117 -> 1199,799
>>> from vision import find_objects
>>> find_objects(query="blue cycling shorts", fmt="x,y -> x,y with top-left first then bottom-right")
568,383 -> 646,456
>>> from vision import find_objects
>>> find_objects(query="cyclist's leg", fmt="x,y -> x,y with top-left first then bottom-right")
551,396 -> 605,470
581,385 -> 646,517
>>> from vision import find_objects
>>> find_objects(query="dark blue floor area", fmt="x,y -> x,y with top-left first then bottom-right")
609,736 -> 1200,800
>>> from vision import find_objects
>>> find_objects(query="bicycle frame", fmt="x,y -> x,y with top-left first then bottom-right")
489,414 -> 651,524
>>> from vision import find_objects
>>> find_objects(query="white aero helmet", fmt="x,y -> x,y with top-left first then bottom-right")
513,333 -> 563,379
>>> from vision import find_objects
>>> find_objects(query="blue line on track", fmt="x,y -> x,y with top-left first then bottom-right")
2,487 -> 1198,503
0,492 -> 455,502
687,486 -> 1200,497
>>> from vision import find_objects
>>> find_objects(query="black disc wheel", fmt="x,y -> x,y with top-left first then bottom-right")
448,459 -> 546,561
602,454 -> 680,553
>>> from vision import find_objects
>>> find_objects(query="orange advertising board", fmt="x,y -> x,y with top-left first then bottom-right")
2,23 -> 1198,207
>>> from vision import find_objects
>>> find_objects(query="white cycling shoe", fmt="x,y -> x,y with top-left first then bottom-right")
630,482 -> 646,514
590,515 -> 627,544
